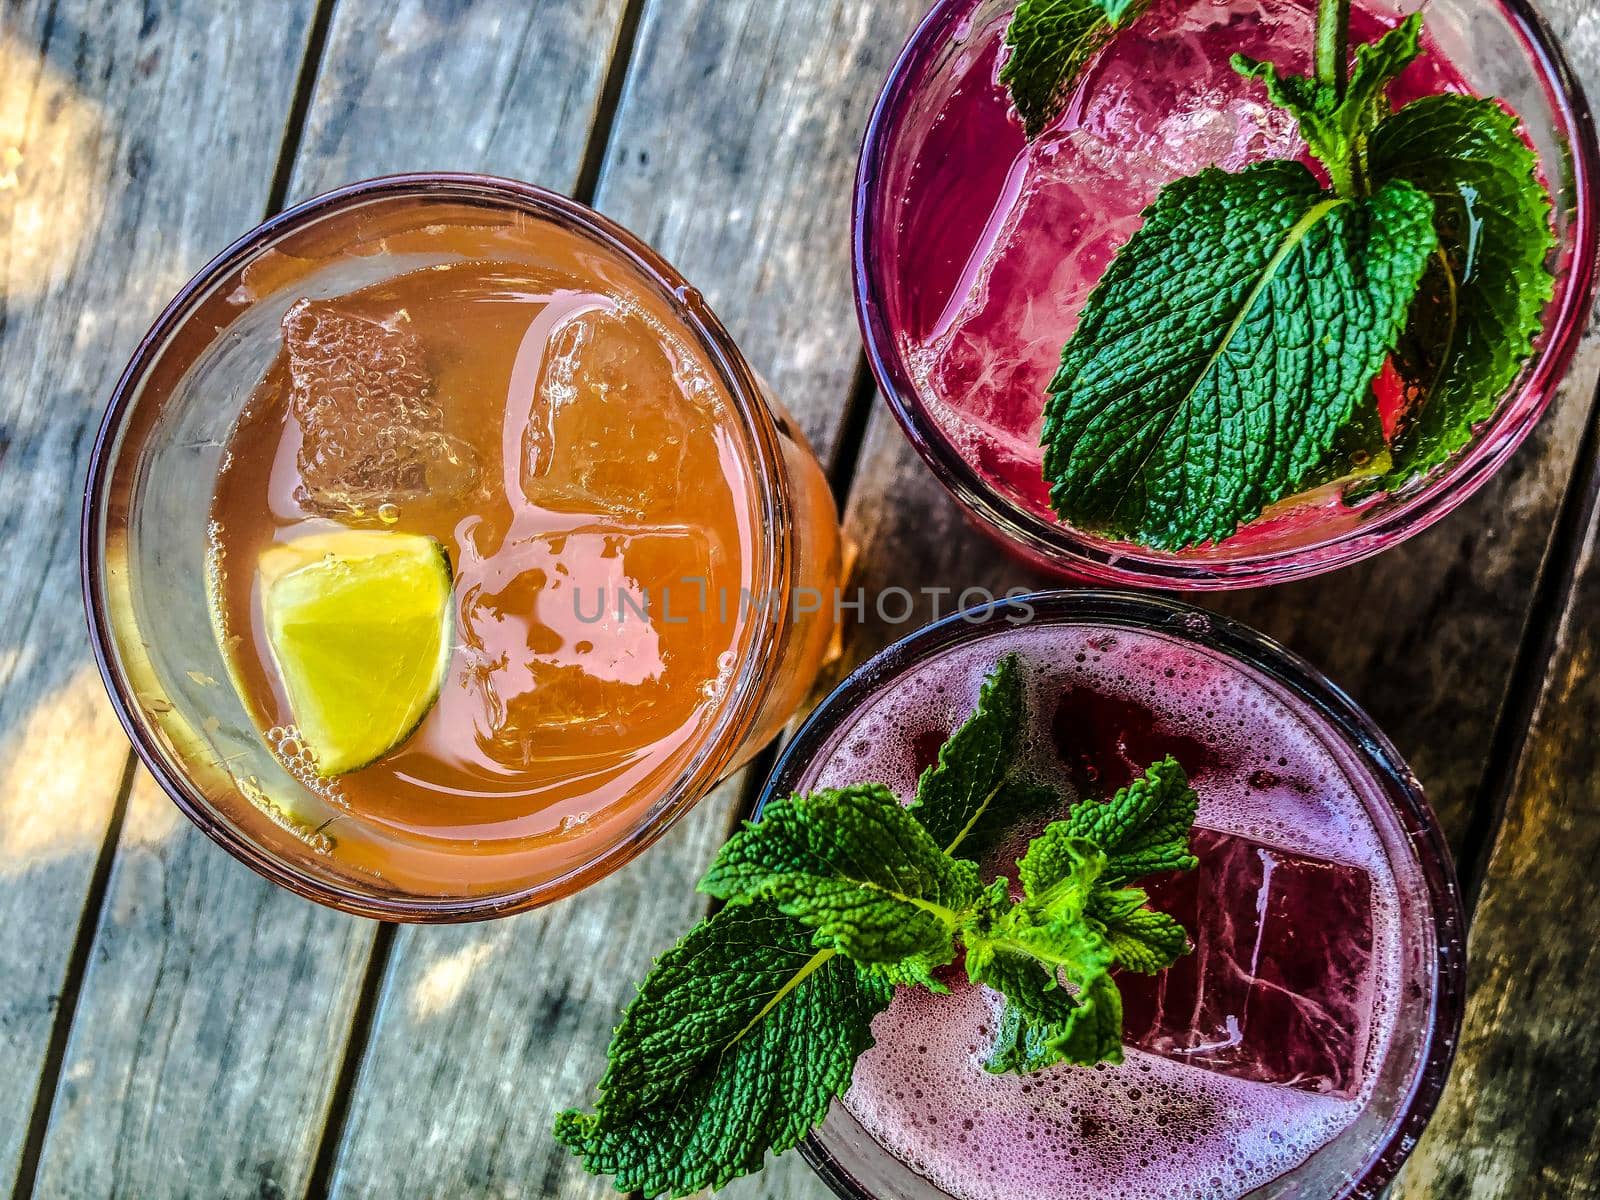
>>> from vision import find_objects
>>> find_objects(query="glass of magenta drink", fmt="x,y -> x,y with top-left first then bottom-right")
83,175 -> 842,919
855,0 -> 1598,587
759,592 -> 1464,1198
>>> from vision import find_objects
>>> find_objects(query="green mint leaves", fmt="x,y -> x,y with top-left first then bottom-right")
908,649 -> 1025,851
969,758 -> 1197,1072
553,904 -> 891,1197
557,656 -> 1200,1197
1041,161 -> 1436,549
1036,5 -> 1555,550
1368,95 -> 1557,480
701,782 -> 984,990
1233,13 -> 1422,198
1058,754 -> 1201,882
1001,0 -> 1149,138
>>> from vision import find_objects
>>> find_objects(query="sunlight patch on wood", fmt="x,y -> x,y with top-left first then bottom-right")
410,937 -> 503,1020
0,665 -> 128,869
0,30 -> 109,300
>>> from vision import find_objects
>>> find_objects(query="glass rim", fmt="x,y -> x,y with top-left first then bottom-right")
81,172 -> 804,922
758,590 -> 1468,1199
851,0 -> 1600,589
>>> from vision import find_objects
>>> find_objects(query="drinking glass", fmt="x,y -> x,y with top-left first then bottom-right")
854,0 -> 1599,587
83,175 -> 842,920
757,591 -> 1466,1198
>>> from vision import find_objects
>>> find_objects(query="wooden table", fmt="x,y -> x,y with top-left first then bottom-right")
1,1 -> 1596,1196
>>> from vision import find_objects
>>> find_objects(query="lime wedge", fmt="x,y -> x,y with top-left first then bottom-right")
260,530 -> 452,777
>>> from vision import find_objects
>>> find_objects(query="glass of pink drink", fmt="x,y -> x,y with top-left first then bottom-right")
854,0 -> 1598,587
759,592 -> 1464,1199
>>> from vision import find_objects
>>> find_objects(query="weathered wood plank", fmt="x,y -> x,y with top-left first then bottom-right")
29,773 -> 372,1199
286,0 -> 629,202
0,1 -> 322,1191
21,0 -> 630,1194
1393,435 -> 1600,1200
324,3 -> 924,1196
836,408 -> 1054,673
1388,6 -> 1600,1190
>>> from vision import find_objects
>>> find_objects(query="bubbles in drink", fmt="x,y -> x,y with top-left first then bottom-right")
266,724 -> 345,804
284,298 -> 479,517
237,776 -> 336,855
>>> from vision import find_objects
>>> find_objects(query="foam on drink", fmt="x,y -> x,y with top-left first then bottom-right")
800,623 -> 1408,1200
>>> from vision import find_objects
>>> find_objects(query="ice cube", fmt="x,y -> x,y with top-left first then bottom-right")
452,524 -> 723,771
284,298 -> 478,517
1075,0 -> 1309,176
1119,828 -> 1377,1097
517,305 -> 714,519
914,134 -> 1151,518
912,0 -> 1313,523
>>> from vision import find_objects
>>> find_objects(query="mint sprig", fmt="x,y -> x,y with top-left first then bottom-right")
973,757 -> 1196,1071
1001,0 -> 1149,139
1233,13 -> 1422,198
556,657 -> 1200,1197
1040,161 -> 1436,549
1036,3 -> 1555,550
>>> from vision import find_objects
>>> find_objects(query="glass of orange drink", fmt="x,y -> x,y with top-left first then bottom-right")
84,175 -> 843,919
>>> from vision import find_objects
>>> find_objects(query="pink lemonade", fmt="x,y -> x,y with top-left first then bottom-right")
784,605 -> 1460,1199
868,0 -> 1482,561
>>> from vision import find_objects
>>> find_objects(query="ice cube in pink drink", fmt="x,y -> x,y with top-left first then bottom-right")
1120,828 -> 1377,1097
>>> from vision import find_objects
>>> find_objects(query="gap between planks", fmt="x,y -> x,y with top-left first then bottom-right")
265,0 -> 341,216
9,756 -> 138,1200
1453,374 -> 1600,910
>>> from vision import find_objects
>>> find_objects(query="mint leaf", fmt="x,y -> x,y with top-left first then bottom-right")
1040,160 -> 1436,550
1015,812 -> 1191,977
702,783 -> 982,989
964,834 -> 1125,1070
985,999 -> 1065,1073
1091,885 -> 1190,972
555,903 -> 892,1197
909,652 -> 1026,852
953,774 -> 1064,868
1001,0 -> 1148,139
974,947 -> 1125,1071
1368,94 -> 1556,482
1060,755 -> 1200,882
1232,13 -> 1422,197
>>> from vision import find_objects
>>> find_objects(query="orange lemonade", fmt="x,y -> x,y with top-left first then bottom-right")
203,186 -> 840,906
